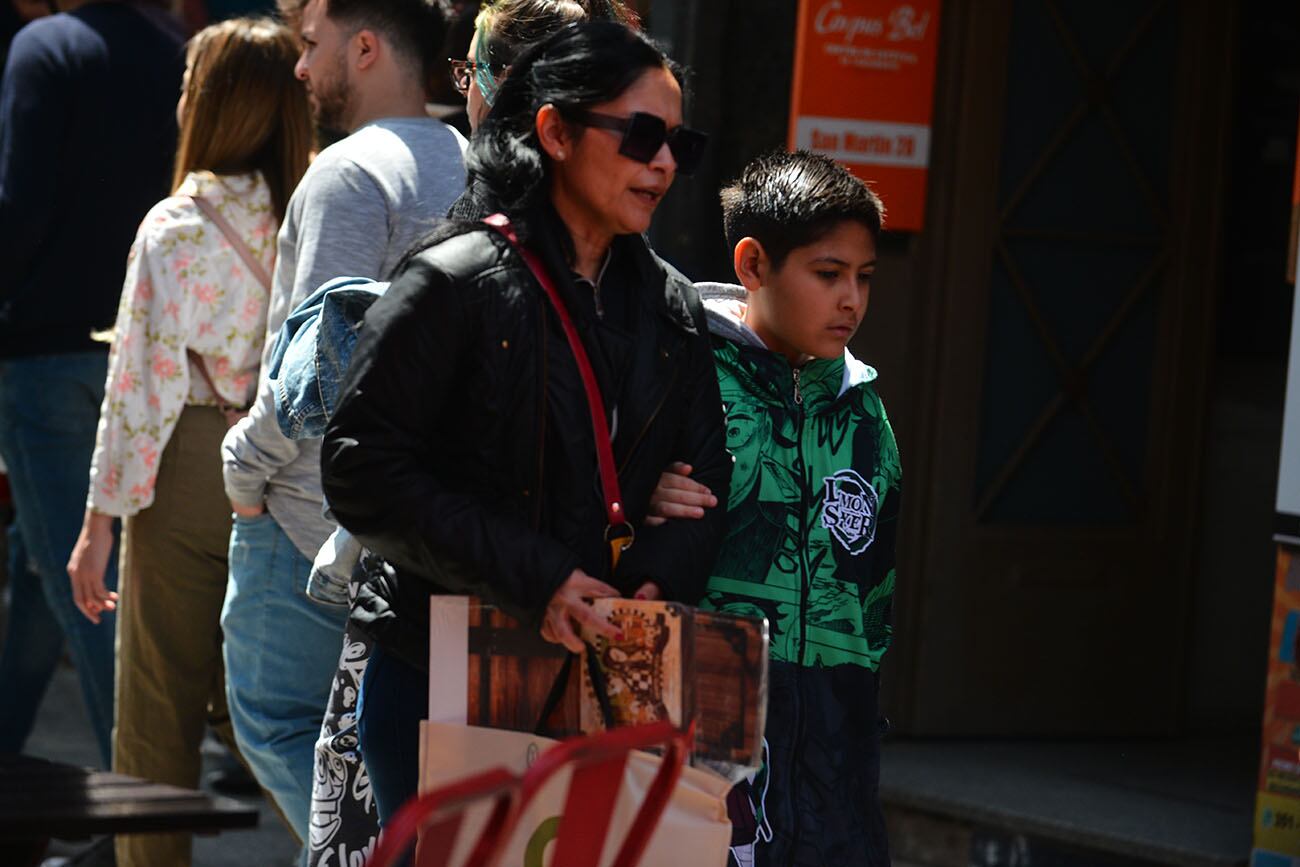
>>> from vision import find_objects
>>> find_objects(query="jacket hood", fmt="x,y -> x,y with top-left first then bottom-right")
694,281 -> 878,399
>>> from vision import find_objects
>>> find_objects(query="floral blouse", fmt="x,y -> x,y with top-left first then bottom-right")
88,170 -> 277,517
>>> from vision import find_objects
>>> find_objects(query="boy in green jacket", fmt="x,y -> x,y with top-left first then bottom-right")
650,150 -> 896,866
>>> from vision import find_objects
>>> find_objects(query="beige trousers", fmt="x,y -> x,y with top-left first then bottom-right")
113,406 -> 242,867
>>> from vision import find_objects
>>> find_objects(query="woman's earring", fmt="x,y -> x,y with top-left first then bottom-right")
556,150 -> 565,160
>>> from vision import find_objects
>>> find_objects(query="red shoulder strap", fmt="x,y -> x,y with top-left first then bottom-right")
483,214 -> 633,561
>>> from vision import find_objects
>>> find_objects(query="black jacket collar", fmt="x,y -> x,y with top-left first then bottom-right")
513,200 -> 699,338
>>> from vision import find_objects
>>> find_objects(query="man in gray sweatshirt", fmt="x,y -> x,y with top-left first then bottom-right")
219,0 -> 465,845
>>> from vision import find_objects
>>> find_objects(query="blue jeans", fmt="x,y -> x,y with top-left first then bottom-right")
0,352 -> 118,766
356,641 -> 427,825
222,511 -> 348,842
0,525 -> 62,747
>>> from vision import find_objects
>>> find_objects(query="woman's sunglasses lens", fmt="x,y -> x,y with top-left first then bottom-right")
613,113 -> 709,174
668,129 -> 708,175
619,113 -> 669,163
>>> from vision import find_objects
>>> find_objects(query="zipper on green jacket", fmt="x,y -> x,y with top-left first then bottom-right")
790,362 -> 810,853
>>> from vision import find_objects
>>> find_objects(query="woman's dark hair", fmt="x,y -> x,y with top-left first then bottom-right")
467,20 -> 680,213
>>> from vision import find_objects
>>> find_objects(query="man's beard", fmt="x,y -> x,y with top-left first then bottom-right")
311,53 -> 352,135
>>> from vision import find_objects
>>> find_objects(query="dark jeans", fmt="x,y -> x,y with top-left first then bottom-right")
0,352 -> 118,766
753,662 -> 891,867
356,640 -> 427,825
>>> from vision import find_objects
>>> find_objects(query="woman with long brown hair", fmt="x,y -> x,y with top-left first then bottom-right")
65,17 -> 313,867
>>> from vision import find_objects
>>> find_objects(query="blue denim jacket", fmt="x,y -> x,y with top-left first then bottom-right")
267,276 -> 387,604
268,275 -> 387,441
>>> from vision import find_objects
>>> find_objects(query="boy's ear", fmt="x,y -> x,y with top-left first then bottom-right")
733,237 -> 768,294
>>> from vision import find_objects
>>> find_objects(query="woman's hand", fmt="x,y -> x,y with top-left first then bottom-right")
632,581 -> 661,601
541,569 -> 621,653
67,509 -> 118,624
644,462 -> 717,527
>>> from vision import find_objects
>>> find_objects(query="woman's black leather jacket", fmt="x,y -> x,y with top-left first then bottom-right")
321,215 -> 732,669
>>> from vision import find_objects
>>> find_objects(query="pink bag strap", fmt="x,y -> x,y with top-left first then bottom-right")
187,194 -> 273,293
185,348 -> 243,411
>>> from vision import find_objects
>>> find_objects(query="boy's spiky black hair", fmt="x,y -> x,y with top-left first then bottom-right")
720,149 -> 885,269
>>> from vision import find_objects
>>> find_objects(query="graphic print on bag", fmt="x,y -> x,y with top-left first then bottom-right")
819,469 -> 878,555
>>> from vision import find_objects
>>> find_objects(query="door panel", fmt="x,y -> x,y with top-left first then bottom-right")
899,0 -> 1228,734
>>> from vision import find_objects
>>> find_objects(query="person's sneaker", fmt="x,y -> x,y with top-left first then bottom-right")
205,753 -> 261,796
201,730 -> 262,797
40,835 -> 115,867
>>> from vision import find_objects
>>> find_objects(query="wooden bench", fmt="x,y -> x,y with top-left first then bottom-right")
0,753 -> 259,866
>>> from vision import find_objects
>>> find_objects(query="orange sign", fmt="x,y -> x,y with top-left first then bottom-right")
1287,111 -> 1297,283
788,0 -> 942,232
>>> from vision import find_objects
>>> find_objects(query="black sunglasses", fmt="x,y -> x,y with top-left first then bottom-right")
566,109 -> 708,176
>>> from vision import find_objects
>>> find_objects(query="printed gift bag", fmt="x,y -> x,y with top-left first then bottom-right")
428,596 -> 769,769
420,597 -> 741,865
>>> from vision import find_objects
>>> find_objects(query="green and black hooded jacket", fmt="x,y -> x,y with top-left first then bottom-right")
698,282 -> 900,670
696,282 -> 899,867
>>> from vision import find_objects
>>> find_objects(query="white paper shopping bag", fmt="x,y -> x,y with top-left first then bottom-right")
417,721 -> 733,867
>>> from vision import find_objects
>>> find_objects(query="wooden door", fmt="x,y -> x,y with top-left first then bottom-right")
889,0 -> 1231,735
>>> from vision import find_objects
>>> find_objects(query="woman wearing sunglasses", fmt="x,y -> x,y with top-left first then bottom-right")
320,20 -> 730,822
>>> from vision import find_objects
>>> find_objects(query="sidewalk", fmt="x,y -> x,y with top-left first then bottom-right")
23,660 -> 300,866
882,736 -> 1255,867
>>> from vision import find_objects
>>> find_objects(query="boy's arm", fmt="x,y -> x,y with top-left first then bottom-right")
644,461 -> 717,525
615,336 -> 732,604
866,418 -> 902,658
868,485 -> 900,656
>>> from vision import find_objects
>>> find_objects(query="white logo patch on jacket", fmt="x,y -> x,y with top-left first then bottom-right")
820,469 -> 878,555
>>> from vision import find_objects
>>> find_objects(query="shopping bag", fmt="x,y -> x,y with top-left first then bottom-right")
428,596 -> 769,768
416,720 -> 734,867
428,595 -> 580,734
